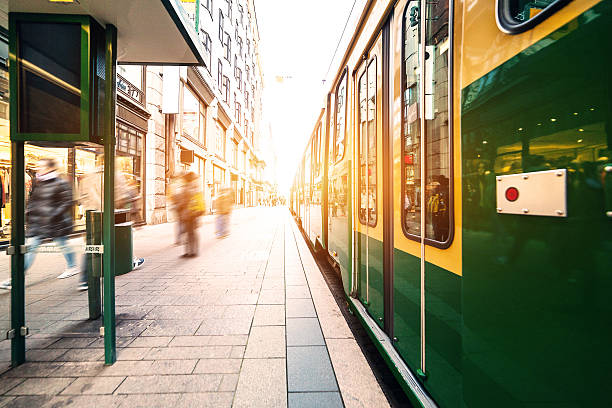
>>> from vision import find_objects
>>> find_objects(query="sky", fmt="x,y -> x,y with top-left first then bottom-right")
255,0 -> 358,196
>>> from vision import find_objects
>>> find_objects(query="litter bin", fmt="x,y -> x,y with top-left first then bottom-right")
85,209 -> 134,319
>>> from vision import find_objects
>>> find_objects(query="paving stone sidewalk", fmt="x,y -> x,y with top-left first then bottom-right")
0,207 -> 388,407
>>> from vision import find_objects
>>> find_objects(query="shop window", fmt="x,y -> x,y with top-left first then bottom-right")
401,0 -> 452,245
496,0 -> 570,34
216,122 -> 226,159
358,58 -> 377,226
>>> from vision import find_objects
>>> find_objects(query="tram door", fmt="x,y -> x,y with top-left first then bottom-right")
356,27 -> 388,329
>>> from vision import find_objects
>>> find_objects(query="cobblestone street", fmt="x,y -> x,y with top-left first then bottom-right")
0,207 -> 388,407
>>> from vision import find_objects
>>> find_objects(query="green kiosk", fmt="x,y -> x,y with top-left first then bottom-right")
8,0 -> 205,366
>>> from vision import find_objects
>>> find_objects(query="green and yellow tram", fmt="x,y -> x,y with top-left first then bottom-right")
290,0 -> 612,406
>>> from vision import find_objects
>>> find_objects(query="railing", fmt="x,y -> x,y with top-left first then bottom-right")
117,74 -> 145,106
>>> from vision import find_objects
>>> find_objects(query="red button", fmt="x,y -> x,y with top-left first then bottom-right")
505,187 -> 519,202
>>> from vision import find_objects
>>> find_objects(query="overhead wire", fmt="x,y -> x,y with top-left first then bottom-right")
323,0 -> 359,84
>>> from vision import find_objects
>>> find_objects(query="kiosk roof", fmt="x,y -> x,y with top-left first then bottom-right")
9,0 -> 205,65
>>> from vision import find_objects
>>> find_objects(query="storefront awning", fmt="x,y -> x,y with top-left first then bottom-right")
9,0 -> 206,65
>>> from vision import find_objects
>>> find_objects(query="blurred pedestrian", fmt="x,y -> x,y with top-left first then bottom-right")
76,165 -> 144,291
178,172 -> 204,257
0,158 -> 77,290
215,187 -> 233,238
169,174 -> 187,246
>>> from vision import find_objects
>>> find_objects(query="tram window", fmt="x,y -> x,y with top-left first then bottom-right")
497,0 -> 571,34
313,124 -> 321,176
358,58 -> 377,226
334,71 -> 347,162
401,0 -> 452,246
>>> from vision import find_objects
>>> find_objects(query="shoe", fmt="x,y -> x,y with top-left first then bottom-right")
132,258 -> 145,270
57,266 -> 80,279
0,280 -> 11,290
77,282 -> 88,291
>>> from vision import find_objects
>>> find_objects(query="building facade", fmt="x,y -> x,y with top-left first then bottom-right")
0,0 -> 268,241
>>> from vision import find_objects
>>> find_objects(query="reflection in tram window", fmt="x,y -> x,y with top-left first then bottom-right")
402,0 -> 451,244
334,72 -> 347,162
358,58 -> 377,226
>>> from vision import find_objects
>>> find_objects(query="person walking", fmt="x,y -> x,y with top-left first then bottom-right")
176,172 -> 204,257
0,158 -> 78,290
215,187 -> 233,238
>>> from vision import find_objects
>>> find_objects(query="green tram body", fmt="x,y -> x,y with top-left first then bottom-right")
290,0 -> 612,407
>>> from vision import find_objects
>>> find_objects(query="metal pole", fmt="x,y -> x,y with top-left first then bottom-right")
10,141 -> 25,366
103,24 -> 117,365
418,0 -> 427,376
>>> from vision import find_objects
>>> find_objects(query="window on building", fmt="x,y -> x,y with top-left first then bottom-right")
334,71 -> 347,162
201,30 -> 212,72
225,0 -> 232,20
224,32 -> 231,61
218,9 -> 224,42
235,101 -> 241,125
200,105 -> 207,146
236,68 -> 242,90
182,85 -> 200,141
245,91 -> 249,110
401,0 -> 452,245
247,39 -> 250,56
216,122 -> 226,159
237,36 -> 243,57
202,0 -> 213,15
244,119 -> 248,139
245,65 -> 250,81
358,59 -> 377,226
222,76 -> 230,104
233,140 -> 238,167
238,4 -> 244,25
217,59 -> 223,89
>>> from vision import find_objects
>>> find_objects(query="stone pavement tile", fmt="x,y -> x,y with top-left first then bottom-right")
286,286 -> 311,299
286,275 -> 308,286
0,397 -> 15,407
113,347 -> 151,361
218,373 -> 239,391
2,362 -> 63,377
233,358 -> 287,408
115,319 -> 153,337
207,334 -> 248,346
0,377 -> 24,394
195,318 -> 252,335
244,326 -> 285,358
145,305 -> 226,320
25,337 -> 60,350
179,392 -> 233,408
193,359 -> 242,374
15,349 -> 68,362
149,359 -> 197,375
116,305 -> 155,319
90,336 -> 135,349
115,295 -> 154,306
168,336 -> 211,347
288,392 -> 344,408
286,318 -> 325,346
3,395 -> 52,407
326,338 -> 390,408
115,374 -> 222,394
219,293 -> 259,305
127,336 -> 172,348
257,289 -> 284,305
118,393 -> 180,408
144,346 -> 231,360
253,304 -> 285,326
51,362 -> 106,377
94,361 -> 152,377
140,319 -> 201,336
286,299 -> 317,318
222,305 -> 256,319
60,375 -> 125,395
144,296 -> 178,306
230,346 -> 245,358
44,394 -> 126,407
57,348 -> 104,362
261,278 -> 284,290
287,346 -> 338,392
6,377 -> 75,395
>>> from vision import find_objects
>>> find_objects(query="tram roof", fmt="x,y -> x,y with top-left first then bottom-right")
9,0 -> 206,65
